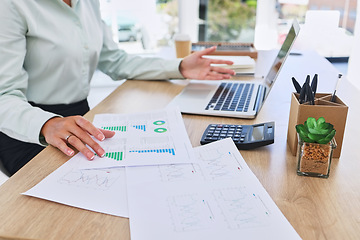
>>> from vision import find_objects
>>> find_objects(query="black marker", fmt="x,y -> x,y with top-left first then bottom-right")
311,74 -> 318,96
292,77 -> 301,93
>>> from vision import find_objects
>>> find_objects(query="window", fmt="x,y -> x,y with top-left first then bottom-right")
198,0 -> 257,43
276,0 -> 357,58
99,0 -> 179,54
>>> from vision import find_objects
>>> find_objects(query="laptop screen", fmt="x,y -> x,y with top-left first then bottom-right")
265,19 -> 300,88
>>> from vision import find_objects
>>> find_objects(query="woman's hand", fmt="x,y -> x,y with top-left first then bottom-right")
179,46 -> 236,80
41,116 -> 115,160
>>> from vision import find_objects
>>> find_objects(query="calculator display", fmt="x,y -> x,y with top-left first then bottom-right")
251,125 -> 264,141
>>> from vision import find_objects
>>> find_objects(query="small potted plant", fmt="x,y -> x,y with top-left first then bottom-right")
295,117 -> 336,178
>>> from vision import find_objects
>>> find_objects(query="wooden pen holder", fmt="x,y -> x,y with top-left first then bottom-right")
287,93 -> 348,158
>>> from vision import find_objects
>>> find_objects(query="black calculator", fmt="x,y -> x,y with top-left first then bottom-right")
200,122 -> 275,150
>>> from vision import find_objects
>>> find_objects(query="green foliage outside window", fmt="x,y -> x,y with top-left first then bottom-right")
207,0 -> 257,42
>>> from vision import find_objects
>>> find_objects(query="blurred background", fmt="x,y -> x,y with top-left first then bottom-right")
99,0 -> 357,60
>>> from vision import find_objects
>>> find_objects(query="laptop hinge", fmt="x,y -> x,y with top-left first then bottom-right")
253,85 -> 265,112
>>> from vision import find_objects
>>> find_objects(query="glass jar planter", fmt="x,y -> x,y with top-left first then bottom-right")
296,135 -> 337,178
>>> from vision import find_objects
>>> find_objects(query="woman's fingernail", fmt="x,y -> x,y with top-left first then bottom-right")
67,149 -> 74,156
98,134 -> 105,141
98,149 -> 105,157
87,152 -> 95,160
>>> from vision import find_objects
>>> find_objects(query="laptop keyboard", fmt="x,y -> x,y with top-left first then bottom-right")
205,82 -> 254,112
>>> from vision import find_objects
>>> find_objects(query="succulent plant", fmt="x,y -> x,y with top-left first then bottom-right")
296,117 -> 336,144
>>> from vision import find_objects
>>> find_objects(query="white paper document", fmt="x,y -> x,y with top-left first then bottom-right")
126,138 -> 301,240
83,107 -> 196,169
23,153 -> 129,217
204,55 -> 255,69
23,107 -> 196,218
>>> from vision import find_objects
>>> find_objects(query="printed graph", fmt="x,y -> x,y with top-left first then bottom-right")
158,164 -> 203,182
167,194 -> 215,232
212,187 -> 269,229
198,149 -> 243,181
58,168 -> 123,190
104,151 -> 124,161
129,148 -> 175,155
153,120 -> 166,125
132,124 -> 146,131
152,120 -> 168,133
101,126 -> 126,132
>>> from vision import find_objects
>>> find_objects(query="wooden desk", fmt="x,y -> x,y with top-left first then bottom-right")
0,51 -> 359,240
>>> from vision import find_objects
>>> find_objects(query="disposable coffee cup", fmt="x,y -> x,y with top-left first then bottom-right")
174,33 -> 191,58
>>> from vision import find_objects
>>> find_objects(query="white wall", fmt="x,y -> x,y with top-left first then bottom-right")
178,0 -> 199,42
254,0 -> 278,50
347,0 -> 360,90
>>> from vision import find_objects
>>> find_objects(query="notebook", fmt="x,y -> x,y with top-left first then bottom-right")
203,55 -> 256,76
169,19 -> 300,119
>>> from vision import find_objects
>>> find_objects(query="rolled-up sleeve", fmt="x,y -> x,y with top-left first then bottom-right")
97,21 -> 184,81
0,1 -> 57,145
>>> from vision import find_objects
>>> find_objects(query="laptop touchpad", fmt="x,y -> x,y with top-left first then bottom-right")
181,89 -> 212,99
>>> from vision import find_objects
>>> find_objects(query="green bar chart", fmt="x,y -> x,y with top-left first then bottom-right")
101,126 -> 127,132
104,152 -> 124,161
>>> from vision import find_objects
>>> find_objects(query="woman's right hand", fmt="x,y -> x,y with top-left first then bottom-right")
40,116 -> 115,160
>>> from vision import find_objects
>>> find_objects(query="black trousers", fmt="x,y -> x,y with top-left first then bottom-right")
0,99 -> 89,176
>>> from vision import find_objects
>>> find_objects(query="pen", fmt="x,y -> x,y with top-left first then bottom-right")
331,73 -> 342,102
304,75 -> 310,102
292,77 -> 301,93
299,82 -> 306,104
306,82 -> 315,105
311,74 -> 318,96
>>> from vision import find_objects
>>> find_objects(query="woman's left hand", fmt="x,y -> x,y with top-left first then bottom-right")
179,46 -> 235,80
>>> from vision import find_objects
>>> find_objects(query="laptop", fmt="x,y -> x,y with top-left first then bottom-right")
169,19 -> 300,119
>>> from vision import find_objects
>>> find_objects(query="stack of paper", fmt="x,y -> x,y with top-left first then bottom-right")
204,55 -> 256,75
23,107 -> 300,240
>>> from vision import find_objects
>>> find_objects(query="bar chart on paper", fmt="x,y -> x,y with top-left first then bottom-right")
132,124 -> 146,131
101,126 -> 127,132
129,148 -> 175,155
104,152 -> 124,161
87,108 -> 197,168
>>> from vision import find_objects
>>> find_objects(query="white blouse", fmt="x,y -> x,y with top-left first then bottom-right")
0,0 -> 183,145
